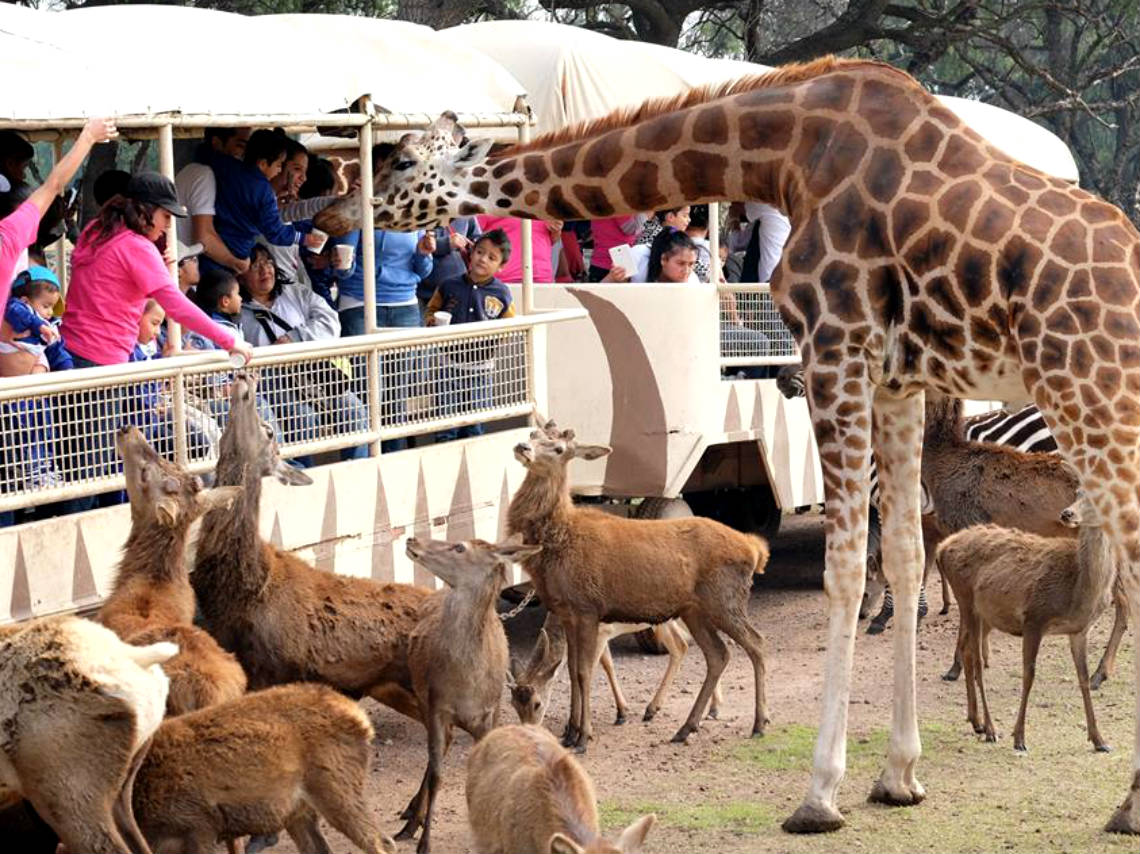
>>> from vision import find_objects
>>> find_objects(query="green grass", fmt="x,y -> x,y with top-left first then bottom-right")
726,722 -> 959,772
599,799 -> 778,834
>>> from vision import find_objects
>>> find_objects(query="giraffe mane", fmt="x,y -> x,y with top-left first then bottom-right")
494,56 -> 920,158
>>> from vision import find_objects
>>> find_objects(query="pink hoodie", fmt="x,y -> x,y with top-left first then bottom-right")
62,223 -> 236,365
0,201 -> 40,305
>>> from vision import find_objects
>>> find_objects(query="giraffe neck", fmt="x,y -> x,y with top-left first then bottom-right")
455,98 -> 810,224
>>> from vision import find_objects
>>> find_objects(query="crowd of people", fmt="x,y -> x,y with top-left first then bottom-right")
0,119 -> 788,526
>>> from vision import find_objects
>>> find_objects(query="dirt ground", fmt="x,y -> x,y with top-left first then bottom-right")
277,514 -> 1136,854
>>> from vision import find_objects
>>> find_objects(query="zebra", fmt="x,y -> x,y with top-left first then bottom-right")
774,364 -> 1055,631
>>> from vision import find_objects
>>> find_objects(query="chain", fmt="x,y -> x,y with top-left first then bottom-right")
499,586 -> 536,621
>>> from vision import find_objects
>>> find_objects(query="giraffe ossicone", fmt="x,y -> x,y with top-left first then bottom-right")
315,55 -> 1140,837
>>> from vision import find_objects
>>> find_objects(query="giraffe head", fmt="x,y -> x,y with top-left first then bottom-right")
312,112 -> 494,236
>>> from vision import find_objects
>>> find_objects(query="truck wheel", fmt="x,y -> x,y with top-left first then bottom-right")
633,497 -> 693,654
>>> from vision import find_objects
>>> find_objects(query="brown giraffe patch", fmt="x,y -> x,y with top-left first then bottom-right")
1039,334 -> 1069,372
672,150 -> 728,198
787,217 -> 826,275
582,135 -> 624,178
468,180 -> 490,199
523,155 -> 549,185
1012,168 -> 1048,191
501,178 -> 523,198
802,76 -> 856,112
969,315 -> 1002,351
994,182 -> 1031,207
693,106 -> 729,144
1070,299 -> 1101,333
891,197 -> 930,249
822,185 -> 869,254
937,180 -> 983,233
905,169 -> 942,196
1067,268 -> 1093,298
1030,259 -> 1070,311
926,275 -> 964,317
803,121 -> 868,197
739,110 -> 796,152
937,134 -> 987,179
545,184 -> 582,220
820,260 -> 864,322
1104,309 -> 1140,339
859,78 -> 920,139
491,159 -> 516,179
551,146 -> 577,178
910,302 -> 965,359
809,370 -> 839,409
867,265 -> 905,326
571,184 -> 615,217
1038,189 -> 1078,217
1045,305 -> 1080,337
524,190 -> 540,206
903,226 -> 955,274
1018,207 -> 1055,244
788,282 -> 822,334
858,209 -> 892,258
1080,200 -> 1120,224
955,244 -> 993,306
865,147 -> 906,204
903,121 -> 944,163
617,161 -> 667,211
1092,231 -> 1128,264
741,158 -> 783,204
1049,219 -> 1089,265
812,323 -> 846,364
970,197 -> 1016,244
634,112 -> 686,152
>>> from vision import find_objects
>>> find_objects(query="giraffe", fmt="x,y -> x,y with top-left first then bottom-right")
313,56 -> 1140,836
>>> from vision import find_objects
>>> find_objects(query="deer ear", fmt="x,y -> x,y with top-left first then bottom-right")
494,541 -> 542,563
617,814 -> 656,853
155,498 -> 179,528
574,444 -> 612,461
452,137 -> 493,168
196,486 -> 242,514
274,460 -> 313,487
548,833 -> 584,854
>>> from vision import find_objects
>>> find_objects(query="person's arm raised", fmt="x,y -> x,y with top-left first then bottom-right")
28,118 -> 117,217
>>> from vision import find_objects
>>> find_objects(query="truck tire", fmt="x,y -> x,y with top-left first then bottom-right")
633,497 -> 693,653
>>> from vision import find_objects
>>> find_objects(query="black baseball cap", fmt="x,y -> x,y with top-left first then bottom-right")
126,171 -> 188,217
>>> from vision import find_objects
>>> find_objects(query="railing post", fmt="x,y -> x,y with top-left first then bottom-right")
51,136 -> 68,296
709,201 -> 721,283
358,108 -> 382,456
519,121 -> 534,315
158,123 -> 188,466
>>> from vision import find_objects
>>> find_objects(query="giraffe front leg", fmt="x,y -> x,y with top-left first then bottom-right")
867,391 -> 926,808
1105,581 -> 1140,834
784,370 -> 874,834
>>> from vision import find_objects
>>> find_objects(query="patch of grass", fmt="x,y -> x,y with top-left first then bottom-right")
600,799 -> 778,834
726,722 -> 960,772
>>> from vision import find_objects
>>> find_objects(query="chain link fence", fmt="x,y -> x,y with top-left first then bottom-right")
718,285 -> 800,370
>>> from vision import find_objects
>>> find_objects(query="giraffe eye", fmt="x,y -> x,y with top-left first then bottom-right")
394,160 -> 416,171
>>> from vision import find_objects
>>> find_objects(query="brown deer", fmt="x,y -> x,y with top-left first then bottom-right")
191,374 -> 434,721
508,418 -> 769,752
0,616 -> 176,854
509,616 -> 722,728
133,682 -> 397,854
936,490 -> 1116,752
98,426 -> 246,716
467,724 -> 655,854
396,536 -> 542,854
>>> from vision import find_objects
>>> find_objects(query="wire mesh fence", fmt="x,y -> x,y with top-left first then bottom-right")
718,285 -> 800,368
0,321 -> 540,512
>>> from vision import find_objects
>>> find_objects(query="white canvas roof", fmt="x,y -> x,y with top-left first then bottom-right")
0,5 -> 526,122
448,20 -> 1079,182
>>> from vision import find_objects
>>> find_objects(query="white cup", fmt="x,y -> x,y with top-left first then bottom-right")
433,310 -> 452,326
308,227 -> 329,253
333,244 -> 354,270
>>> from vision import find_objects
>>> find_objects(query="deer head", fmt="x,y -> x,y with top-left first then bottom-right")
513,418 -> 611,476
1059,490 -> 1098,528
508,628 -> 566,725
220,373 -> 312,487
405,535 -> 541,594
116,425 -> 240,529
549,814 -> 656,854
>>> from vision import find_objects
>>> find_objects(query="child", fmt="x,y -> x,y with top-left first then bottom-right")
423,229 -> 514,442
1,265 -> 63,376
186,267 -> 245,351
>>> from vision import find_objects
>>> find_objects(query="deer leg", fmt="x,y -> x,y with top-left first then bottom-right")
1011,629 -> 1043,752
938,561 -> 951,616
712,600 -> 769,736
112,740 -> 152,854
867,392 -> 926,809
596,642 -> 629,725
972,616 -> 996,743
570,617 -> 600,753
284,806 -> 332,854
394,770 -> 428,840
1069,631 -> 1111,752
783,372 -> 874,834
644,621 -> 687,722
1105,581 -> 1140,834
1091,598 -> 1128,690
673,614 -> 728,744
944,611 -> 966,682
960,611 -> 980,733
414,716 -> 447,854
561,614 -> 582,748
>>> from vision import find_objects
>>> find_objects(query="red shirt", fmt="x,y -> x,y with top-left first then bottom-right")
63,223 -> 236,365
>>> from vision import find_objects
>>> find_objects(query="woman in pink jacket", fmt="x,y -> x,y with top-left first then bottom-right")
63,172 -> 252,368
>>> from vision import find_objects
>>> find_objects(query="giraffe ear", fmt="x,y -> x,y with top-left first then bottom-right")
452,138 -> 493,169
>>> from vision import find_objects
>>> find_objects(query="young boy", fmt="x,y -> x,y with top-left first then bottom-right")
423,229 -> 514,442
185,268 -> 244,351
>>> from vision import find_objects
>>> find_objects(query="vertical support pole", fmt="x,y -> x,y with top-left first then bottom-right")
51,137 -> 69,296
709,201 -> 721,283
159,123 -> 187,466
359,110 -> 382,456
519,120 -> 534,315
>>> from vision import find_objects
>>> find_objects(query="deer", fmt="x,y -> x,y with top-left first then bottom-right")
191,373 -> 435,722
132,682 -> 397,854
396,535 -> 542,854
97,425 -> 246,716
509,617 -> 722,728
0,616 -> 176,854
467,724 -> 655,854
936,490 -> 1117,753
508,417 -> 769,752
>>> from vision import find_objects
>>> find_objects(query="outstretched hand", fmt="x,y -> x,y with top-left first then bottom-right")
81,118 -> 118,145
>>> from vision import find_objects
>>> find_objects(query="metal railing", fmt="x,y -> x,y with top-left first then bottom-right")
717,284 -> 800,370
0,309 -> 582,512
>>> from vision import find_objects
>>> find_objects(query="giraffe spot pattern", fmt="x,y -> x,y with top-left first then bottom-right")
582,135 -> 624,178
523,155 -> 549,185
634,112 -> 686,152
673,149 -> 728,198
739,110 -> 796,151
859,78 -> 921,139
693,106 -> 729,144
617,160 -> 666,211
865,147 -> 906,203
571,184 -> 615,217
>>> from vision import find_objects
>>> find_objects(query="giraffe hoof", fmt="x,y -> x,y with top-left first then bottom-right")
614,713 -> 627,726
706,708 -> 719,720
1105,804 -> 1140,835
868,779 -> 925,807
642,707 -> 657,722
866,620 -> 887,636
782,802 -> 845,834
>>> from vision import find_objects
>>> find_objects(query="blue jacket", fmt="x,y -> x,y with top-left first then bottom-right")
334,229 -> 432,305
5,298 -> 48,344
209,152 -> 306,261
